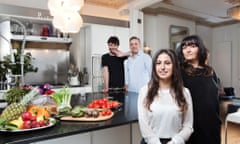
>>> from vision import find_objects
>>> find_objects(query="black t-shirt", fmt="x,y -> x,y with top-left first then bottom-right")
101,53 -> 128,88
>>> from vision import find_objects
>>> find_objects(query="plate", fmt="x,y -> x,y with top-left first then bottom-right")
60,112 -> 114,122
0,118 -> 56,132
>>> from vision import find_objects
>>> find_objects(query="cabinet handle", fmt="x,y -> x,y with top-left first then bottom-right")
40,37 -> 48,40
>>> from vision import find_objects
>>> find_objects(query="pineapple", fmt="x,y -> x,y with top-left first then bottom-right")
0,87 -> 39,125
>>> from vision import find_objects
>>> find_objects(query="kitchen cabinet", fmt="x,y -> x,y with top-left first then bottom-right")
33,132 -> 91,144
32,124 -> 139,144
132,122 -> 142,144
92,125 -> 131,144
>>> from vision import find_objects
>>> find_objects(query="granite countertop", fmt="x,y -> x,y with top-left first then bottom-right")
0,91 -> 139,144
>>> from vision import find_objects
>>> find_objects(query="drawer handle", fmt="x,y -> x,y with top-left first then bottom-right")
40,37 -> 48,40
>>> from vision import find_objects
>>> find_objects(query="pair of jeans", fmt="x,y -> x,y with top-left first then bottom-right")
141,138 -> 171,144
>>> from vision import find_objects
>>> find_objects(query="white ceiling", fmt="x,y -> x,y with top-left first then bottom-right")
147,0 -> 239,24
0,0 -> 238,24
0,0 -> 48,9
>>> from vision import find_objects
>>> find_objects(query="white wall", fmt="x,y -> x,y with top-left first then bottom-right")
144,14 -> 196,55
196,25 -> 213,64
212,24 -> 240,95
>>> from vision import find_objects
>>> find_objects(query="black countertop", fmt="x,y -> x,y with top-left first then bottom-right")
0,91 -> 139,144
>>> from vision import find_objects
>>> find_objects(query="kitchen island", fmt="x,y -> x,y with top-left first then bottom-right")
0,91 -> 141,144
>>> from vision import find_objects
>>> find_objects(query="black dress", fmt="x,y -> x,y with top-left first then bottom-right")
181,68 -> 221,144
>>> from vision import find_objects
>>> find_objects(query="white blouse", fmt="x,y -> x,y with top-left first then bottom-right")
138,85 -> 193,144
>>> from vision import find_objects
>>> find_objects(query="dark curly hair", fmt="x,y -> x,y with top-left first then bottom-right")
107,36 -> 119,46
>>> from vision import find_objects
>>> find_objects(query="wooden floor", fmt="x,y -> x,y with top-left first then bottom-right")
222,122 -> 240,144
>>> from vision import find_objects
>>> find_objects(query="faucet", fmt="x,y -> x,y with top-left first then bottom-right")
0,17 -> 26,88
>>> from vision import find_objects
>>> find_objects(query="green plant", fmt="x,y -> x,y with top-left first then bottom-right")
0,48 -> 38,76
0,61 -> 8,81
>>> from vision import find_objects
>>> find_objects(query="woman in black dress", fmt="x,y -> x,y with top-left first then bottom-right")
177,35 -> 221,144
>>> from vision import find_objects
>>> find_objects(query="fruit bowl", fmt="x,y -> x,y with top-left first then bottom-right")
0,117 -> 56,132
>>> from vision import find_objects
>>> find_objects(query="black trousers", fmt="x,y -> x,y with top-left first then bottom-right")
141,138 -> 171,144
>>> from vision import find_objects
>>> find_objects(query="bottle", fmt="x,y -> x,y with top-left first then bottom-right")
79,71 -> 83,85
83,67 -> 89,85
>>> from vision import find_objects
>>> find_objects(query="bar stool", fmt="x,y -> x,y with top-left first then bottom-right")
225,108 -> 240,144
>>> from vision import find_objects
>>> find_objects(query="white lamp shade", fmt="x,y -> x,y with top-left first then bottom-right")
53,14 -> 65,30
48,0 -> 66,16
61,11 -> 83,33
68,0 -> 84,11
49,0 -> 83,33
48,0 -> 84,13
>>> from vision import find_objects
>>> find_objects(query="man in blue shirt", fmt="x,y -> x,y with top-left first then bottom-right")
125,36 -> 152,93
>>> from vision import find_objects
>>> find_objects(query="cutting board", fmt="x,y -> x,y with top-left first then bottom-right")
60,112 -> 114,121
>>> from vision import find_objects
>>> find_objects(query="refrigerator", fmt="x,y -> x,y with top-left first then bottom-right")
91,54 -> 103,92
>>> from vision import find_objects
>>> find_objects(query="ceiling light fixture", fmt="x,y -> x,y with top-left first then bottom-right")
225,0 -> 240,5
227,5 -> 240,20
48,0 -> 84,33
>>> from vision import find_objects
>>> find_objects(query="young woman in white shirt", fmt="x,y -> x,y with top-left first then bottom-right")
138,49 -> 193,144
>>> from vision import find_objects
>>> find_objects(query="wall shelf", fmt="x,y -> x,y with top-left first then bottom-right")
11,35 -> 72,44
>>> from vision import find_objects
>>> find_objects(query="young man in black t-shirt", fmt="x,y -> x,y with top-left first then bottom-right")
101,36 -> 128,93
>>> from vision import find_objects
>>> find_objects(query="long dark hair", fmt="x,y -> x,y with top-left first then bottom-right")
145,49 -> 187,112
177,35 -> 213,76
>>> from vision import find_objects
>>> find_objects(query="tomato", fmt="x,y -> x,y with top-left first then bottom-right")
22,120 -> 31,129
98,99 -> 104,107
44,90 -> 55,95
94,104 -> 101,109
105,110 -> 112,116
21,112 -> 32,121
88,103 -> 94,108
39,120 -> 46,127
107,103 -> 112,109
101,111 -> 107,116
101,109 -> 112,116
93,100 -> 99,105
102,104 -> 108,109
112,101 -> 119,108
102,98 -> 108,104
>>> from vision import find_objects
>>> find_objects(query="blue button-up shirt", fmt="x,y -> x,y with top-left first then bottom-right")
125,51 -> 152,93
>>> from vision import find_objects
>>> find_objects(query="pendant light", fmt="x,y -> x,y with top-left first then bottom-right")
48,0 -> 84,33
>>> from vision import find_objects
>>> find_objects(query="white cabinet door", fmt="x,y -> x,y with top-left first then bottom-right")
33,132 -> 91,144
132,122 -> 142,144
92,125 -> 131,144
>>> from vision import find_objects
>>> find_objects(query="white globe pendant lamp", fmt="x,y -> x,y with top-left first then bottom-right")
67,0 -> 84,11
61,10 -> 83,33
48,0 -> 84,33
